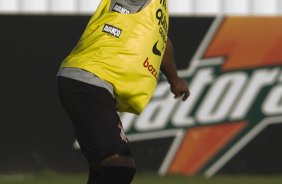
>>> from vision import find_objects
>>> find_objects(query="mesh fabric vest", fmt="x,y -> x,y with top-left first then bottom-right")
61,0 -> 169,114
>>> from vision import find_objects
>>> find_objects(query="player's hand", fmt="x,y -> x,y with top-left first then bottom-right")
170,77 -> 190,101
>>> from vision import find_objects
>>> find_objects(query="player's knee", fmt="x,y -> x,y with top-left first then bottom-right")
101,154 -> 135,168
94,154 -> 136,184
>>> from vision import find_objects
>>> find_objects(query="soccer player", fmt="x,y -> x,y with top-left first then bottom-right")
57,0 -> 190,183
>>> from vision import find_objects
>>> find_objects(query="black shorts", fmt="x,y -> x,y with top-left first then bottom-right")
57,76 -> 131,164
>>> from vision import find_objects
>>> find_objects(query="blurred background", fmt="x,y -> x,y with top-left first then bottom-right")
1,0 -> 282,15
1,0 -> 282,184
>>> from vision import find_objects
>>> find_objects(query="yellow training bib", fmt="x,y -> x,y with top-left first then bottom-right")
61,0 -> 169,114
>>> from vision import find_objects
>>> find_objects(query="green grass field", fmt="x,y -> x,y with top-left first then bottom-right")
1,171 -> 282,184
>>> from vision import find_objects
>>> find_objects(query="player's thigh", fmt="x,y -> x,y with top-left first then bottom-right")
58,77 -> 131,164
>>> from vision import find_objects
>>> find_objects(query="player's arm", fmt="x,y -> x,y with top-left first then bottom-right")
160,38 -> 190,101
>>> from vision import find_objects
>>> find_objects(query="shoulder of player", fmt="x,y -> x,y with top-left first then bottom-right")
115,0 -> 151,4
127,0 -> 149,2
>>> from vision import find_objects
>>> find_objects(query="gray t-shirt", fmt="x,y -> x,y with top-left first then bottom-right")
58,0 -> 151,96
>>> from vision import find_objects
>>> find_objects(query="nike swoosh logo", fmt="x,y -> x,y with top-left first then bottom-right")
152,41 -> 161,56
